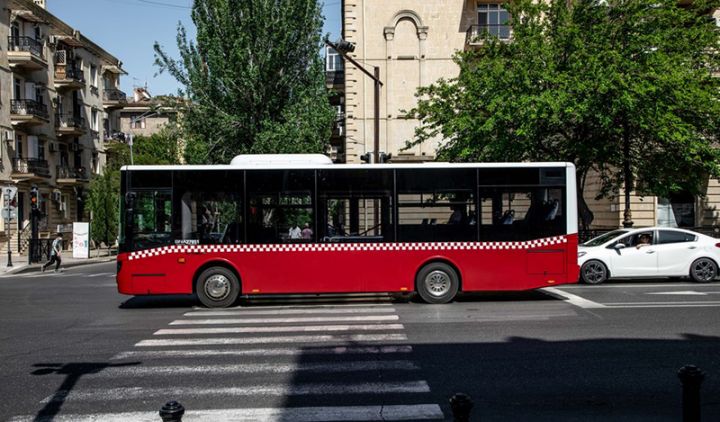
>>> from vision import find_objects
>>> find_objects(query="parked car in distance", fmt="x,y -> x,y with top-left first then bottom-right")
578,227 -> 720,284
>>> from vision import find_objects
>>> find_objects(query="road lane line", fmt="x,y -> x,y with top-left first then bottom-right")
110,345 -> 414,360
169,315 -> 399,325
184,307 -> 397,316
192,303 -> 394,310
136,333 -> 408,346
94,360 -> 419,377
605,303 -> 720,308
38,381 -> 432,403
541,287 -> 607,309
10,404 -> 444,421
154,324 -> 404,335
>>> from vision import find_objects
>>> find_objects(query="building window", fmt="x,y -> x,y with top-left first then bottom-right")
325,47 -> 344,72
90,65 -> 97,87
37,139 -> 45,160
477,3 -> 511,40
91,109 -> 98,131
657,193 -> 695,228
132,117 -> 146,129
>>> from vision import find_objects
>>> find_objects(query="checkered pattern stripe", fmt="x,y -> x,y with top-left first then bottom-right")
127,235 -> 569,261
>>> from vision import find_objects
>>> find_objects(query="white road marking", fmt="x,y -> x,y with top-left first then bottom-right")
559,283 -> 720,289
154,324 -> 404,335
169,315 -> 399,325
111,345 -> 414,360
87,272 -> 114,277
192,302 -> 393,311
136,333 -> 408,347
39,381 -> 432,403
604,302 -> 720,308
10,404 -> 444,422
95,360 -> 419,377
184,307 -> 396,316
647,291 -> 707,295
541,287 -> 607,309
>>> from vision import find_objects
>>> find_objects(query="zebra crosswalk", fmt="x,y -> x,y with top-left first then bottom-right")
11,300 -> 445,421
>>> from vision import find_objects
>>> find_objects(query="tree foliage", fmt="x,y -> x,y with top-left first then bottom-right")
154,0 -> 335,164
409,0 -> 720,227
87,127 -> 182,245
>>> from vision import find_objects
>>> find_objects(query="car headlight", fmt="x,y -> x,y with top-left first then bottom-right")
578,251 -> 587,258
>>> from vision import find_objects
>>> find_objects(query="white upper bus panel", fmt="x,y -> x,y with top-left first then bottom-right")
230,154 -> 333,167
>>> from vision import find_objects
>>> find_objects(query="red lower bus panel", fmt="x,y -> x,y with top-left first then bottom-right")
117,234 -> 579,296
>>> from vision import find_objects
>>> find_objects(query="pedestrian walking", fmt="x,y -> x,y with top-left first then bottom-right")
41,234 -> 63,273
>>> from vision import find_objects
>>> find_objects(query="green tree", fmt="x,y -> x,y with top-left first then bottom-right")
87,127 -> 182,245
154,0 -> 335,164
409,0 -> 720,228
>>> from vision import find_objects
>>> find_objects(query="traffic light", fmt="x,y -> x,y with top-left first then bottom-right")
30,186 -> 38,211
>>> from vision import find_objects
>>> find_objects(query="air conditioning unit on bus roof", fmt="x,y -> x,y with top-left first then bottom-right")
230,154 -> 333,166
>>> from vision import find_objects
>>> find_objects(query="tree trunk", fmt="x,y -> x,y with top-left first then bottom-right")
622,127 -> 634,228
576,166 -> 594,231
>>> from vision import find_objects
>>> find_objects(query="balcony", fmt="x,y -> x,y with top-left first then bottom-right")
56,166 -> 89,185
7,36 -> 47,70
54,61 -> 85,91
11,99 -> 49,125
465,24 -> 512,46
12,158 -> 50,180
103,88 -> 127,109
55,113 -> 86,136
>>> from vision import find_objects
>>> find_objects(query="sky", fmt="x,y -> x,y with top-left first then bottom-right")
48,0 -> 341,96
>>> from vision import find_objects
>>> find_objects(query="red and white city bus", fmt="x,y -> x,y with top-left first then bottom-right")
116,155 -> 579,308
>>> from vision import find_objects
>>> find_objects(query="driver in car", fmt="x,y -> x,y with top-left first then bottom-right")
636,233 -> 652,249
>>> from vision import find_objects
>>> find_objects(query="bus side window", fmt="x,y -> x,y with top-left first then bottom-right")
131,190 -> 172,249
178,191 -> 243,244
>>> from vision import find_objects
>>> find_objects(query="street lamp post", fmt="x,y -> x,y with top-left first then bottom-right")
325,38 -> 383,163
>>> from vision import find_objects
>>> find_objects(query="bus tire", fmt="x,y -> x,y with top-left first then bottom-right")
416,262 -> 459,304
195,266 -> 241,308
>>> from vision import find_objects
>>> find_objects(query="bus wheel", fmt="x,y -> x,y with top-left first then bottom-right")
416,262 -> 459,304
195,266 -> 240,308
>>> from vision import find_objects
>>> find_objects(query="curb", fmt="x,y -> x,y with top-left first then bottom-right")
0,256 -> 116,277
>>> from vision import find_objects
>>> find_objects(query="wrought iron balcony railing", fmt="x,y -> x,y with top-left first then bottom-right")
103,88 -> 127,102
465,24 -> 512,44
55,113 -> 85,129
56,165 -> 88,180
8,36 -> 44,59
12,158 -> 50,177
10,99 -> 49,119
55,65 -> 85,83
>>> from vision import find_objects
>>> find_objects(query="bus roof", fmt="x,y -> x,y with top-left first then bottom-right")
120,162 -> 576,171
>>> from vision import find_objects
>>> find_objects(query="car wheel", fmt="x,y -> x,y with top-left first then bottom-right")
195,266 -> 241,308
416,262 -> 459,304
689,258 -> 718,283
580,260 -> 609,285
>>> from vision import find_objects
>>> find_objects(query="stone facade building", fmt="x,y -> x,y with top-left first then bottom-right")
341,0 -> 720,229
0,0 -> 125,254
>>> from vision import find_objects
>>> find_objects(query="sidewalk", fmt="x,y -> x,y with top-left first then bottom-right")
0,249 -> 117,277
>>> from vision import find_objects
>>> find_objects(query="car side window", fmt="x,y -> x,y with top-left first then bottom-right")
612,231 -> 654,248
658,230 -> 696,244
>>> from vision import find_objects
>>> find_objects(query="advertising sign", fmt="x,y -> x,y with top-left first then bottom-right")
72,222 -> 90,259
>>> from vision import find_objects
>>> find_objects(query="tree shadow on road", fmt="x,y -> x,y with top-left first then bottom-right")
30,361 -> 140,421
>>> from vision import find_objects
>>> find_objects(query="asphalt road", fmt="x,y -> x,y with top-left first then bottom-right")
1,262 -> 719,421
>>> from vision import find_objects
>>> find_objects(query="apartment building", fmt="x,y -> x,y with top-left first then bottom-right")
342,1 -> 720,228
325,46 -> 345,163
0,0 -> 126,250
118,87 -> 178,139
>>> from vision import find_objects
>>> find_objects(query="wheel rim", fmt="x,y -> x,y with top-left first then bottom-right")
424,270 -> 451,297
692,260 -> 716,282
204,274 -> 231,301
583,262 -> 606,283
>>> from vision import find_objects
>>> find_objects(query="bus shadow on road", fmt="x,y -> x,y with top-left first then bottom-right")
119,295 -> 198,309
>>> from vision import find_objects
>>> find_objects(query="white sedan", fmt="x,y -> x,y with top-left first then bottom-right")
578,227 -> 720,284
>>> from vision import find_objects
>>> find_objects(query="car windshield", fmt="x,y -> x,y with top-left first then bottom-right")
582,230 -> 629,246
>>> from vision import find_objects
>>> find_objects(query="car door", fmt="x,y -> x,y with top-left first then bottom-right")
655,230 -> 699,276
609,230 -> 658,277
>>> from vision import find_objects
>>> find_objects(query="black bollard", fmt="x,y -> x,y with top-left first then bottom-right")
159,400 -> 185,422
450,392 -> 473,422
678,365 -> 705,422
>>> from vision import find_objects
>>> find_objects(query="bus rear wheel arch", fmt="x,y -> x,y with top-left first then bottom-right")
195,265 -> 241,308
415,261 -> 460,304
